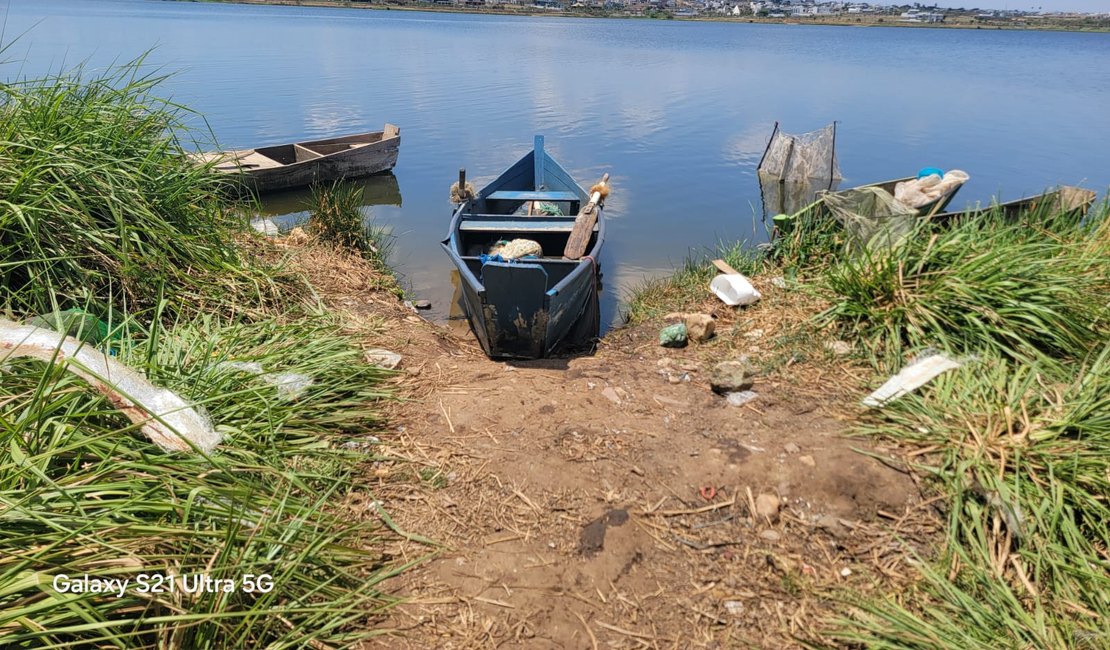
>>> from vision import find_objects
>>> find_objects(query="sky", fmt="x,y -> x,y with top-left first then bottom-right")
930,0 -> 1108,11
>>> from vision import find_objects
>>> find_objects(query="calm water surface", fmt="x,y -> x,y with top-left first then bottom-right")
6,0 -> 1110,328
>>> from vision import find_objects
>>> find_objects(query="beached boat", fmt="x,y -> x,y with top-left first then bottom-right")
194,125 -> 400,193
931,185 -> 1097,222
773,174 -> 965,237
442,136 -> 606,360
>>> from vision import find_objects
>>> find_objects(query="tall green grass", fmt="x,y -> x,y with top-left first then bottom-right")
817,208 -> 1110,365
819,204 -> 1110,648
0,61 -> 291,320
308,181 -> 394,266
0,64 -> 421,647
0,316 -> 419,648
831,345 -> 1110,649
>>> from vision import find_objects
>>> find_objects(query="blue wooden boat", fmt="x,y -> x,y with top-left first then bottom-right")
441,136 -> 605,360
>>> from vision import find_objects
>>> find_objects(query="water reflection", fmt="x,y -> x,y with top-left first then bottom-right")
254,172 -> 402,226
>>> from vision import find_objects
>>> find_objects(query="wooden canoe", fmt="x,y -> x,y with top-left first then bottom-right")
930,185 -> 1097,222
441,135 -> 604,360
195,124 -> 400,194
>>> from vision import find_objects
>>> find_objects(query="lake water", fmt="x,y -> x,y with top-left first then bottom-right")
6,0 -> 1110,329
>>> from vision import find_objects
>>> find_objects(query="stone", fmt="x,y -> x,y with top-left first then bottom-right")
771,276 -> 787,289
364,349 -> 402,369
724,600 -> 744,616
684,313 -> 716,343
755,493 -> 781,521
798,455 -> 816,468
743,328 -> 765,339
412,299 -> 432,310
726,390 -> 758,407
659,323 -> 688,348
784,442 -> 800,454
759,529 -> 781,543
825,339 -> 852,356
840,567 -> 852,577
815,514 -> 846,538
285,227 -> 310,245
709,359 -> 758,394
601,387 -> 621,404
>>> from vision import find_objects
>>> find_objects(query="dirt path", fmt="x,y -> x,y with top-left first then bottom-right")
293,247 -> 937,648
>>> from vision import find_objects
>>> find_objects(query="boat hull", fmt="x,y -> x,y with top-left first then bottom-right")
197,125 -> 400,194
442,135 -> 604,360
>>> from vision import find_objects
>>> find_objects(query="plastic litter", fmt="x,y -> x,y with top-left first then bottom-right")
710,274 -> 762,307
214,360 -> 314,399
862,352 -> 964,407
250,218 -> 280,236
1,319 -> 220,453
894,170 -> 970,209
726,390 -> 758,407
364,348 -> 403,370
27,309 -> 113,345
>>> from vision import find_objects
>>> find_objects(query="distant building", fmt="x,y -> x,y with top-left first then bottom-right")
900,9 -> 944,23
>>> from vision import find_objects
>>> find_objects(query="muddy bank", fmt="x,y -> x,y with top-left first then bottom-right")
296,252 -> 939,648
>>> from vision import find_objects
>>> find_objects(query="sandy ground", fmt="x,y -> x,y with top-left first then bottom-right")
292,244 -> 941,649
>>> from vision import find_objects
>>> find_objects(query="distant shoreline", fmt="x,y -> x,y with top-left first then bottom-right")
183,0 -> 1110,34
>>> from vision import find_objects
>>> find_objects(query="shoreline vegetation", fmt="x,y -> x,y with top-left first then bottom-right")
628,195 -> 1110,646
0,64 -> 426,647
3,61 -> 1109,647
189,0 -> 1110,33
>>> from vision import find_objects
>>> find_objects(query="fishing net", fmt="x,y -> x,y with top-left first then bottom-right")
758,122 -> 843,216
823,187 -> 919,252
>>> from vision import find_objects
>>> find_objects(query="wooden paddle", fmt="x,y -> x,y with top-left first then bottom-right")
563,173 -> 609,260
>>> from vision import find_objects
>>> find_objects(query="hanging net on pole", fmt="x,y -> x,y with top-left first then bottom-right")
757,122 -> 842,217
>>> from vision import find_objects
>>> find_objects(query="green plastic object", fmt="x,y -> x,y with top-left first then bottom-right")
659,323 -> 688,348
772,213 -> 796,234
28,309 -> 112,344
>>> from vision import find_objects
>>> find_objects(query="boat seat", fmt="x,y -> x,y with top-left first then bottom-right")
485,191 -> 580,202
460,255 -> 583,264
214,151 -> 284,170
460,219 -> 578,233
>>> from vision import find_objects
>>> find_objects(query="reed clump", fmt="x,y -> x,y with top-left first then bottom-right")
0,63 -> 262,318
0,64 -> 419,647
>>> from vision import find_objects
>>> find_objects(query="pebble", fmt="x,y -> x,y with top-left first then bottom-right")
771,276 -> 787,289
743,328 -> 765,339
755,493 -> 781,521
412,299 -> 432,310
709,358 -> 758,394
684,313 -> 716,343
798,455 -> 816,468
825,339 -> 852,356
759,530 -> 781,542
840,567 -> 852,577
724,600 -> 744,616
601,387 -> 622,404
816,514 -> 847,538
784,442 -> 801,454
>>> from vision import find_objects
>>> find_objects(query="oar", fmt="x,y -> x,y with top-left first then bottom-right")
563,173 -> 610,260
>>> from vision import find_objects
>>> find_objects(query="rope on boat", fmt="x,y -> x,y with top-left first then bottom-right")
450,181 -> 476,204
